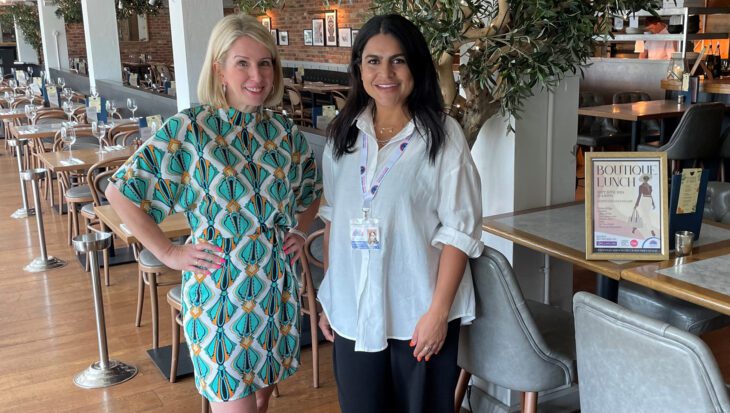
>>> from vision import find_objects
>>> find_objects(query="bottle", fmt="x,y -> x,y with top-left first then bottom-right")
715,42 -> 722,78
706,44 -> 715,77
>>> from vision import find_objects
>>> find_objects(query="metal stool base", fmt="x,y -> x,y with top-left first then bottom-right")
11,207 -> 35,219
23,256 -> 67,272
73,360 -> 138,389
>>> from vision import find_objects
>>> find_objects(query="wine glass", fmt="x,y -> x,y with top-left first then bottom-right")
57,77 -> 65,90
24,104 -> 37,132
60,126 -> 76,160
62,87 -> 73,103
92,121 -> 106,154
62,100 -> 74,122
126,97 -> 137,120
106,99 -> 118,125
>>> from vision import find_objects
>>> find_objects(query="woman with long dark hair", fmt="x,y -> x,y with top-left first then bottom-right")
318,14 -> 483,413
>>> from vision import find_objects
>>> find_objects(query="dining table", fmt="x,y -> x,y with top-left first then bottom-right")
577,99 -> 691,151
482,201 -> 730,304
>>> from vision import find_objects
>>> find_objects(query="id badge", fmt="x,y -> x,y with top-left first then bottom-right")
350,217 -> 381,250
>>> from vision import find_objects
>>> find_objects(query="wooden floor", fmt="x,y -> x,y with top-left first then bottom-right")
0,147 -> 727,413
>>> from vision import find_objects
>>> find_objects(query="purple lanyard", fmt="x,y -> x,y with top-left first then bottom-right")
359,130 -> 413,212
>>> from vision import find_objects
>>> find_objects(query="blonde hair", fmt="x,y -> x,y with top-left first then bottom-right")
197,13 -> 284,109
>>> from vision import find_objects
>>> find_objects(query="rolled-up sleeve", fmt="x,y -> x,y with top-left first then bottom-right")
431,123 -> 483,257
318,142 -> 335,222
290,125 -> 322,213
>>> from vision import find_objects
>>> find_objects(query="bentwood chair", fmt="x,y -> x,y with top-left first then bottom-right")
574,291 -> 730,413
302,226 -> 326,388
81,158 -> 126,283
108,122 -> 139,146
331,90 -> 347,111
455,247 -> 576,413
285,86 -> 313,127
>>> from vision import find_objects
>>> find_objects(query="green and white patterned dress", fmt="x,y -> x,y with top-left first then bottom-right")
111,105 -> 321,402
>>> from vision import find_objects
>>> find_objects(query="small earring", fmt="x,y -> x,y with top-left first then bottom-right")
221,83 -> 227,95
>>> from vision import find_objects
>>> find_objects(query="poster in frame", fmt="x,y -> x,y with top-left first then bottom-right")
352,29 -> 359,44
338,27 -> 352,47
303,29 -> 313,46
261,17 -> 271,31
584,151 -> 669,261
278,31 -> 289,46
312,19 -> 325,46
270,29 -> 279,45
324,10 -> 338,46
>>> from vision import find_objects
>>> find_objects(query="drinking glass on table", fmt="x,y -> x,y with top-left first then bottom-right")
57,77 -> 65,91
63,100 -> 74,122
106,100 -> 118,125
126,97 -> 137,120
60,126 -> 76,160
24,104 -> 37,132
62,87 -> 73,103
92,121 -> 106,154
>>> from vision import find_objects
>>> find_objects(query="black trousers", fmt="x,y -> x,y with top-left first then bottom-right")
332,320 -> 461,413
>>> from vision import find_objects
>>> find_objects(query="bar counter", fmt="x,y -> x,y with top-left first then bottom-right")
661,78 -> 730,95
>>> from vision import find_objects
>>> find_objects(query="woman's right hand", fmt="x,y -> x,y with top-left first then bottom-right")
318,312 -> 335,342
158,241 -> 225,275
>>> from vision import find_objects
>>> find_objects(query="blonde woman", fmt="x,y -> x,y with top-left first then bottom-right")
106,14 -> 321,413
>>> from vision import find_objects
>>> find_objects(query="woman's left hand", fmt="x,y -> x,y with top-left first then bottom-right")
283,231 -> 306,264
410,309 -> 448,362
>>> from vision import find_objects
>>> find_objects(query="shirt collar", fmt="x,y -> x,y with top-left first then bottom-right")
355,104 -> 417,144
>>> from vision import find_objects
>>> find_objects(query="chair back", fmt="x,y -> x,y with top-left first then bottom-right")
658,102 -> 724,161
331,90 -> 346,111
458,247 -> 575,392
287,87 -> 302,107
53,127 -> 98,151
86,158 -> 126,207
573,291 -> 730,413
35,110 -> 67,125
117,129 -> 142,146
108,123 -> 139,145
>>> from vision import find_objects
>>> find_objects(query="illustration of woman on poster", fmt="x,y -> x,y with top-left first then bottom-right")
632,174 -> 657,237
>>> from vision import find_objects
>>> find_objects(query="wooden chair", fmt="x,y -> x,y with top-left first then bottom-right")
81,158 -> 126,282
301,228 -> 325,388
331,90 -> 346,111
108,123 -> 139,146
285,86 -> 313,127
53,127 -> 98,245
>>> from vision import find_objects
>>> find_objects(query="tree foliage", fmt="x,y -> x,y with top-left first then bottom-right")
5,4 -> 42,55
52,0 -> 165,23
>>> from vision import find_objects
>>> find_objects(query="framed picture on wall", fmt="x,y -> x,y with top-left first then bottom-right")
261,17 -> 271,31
312,19 -> 325,46
352,29 -> 359,45
338,28 -> 351,48
325,10 -> 338,46
270,29 -> 279,45
303,29 -> 313,46
278,31 -> 289,46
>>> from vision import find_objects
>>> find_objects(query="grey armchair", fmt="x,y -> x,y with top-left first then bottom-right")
455,247 -> 576,413
574,291 -> 730,413
637,102 -> 724,172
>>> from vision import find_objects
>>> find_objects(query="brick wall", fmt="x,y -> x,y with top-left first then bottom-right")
63,0 -> 373,68
65,7 -> 173,65
265,0 -> 371,66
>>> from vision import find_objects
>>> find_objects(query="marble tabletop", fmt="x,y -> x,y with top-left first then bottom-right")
658,255 -> 730,297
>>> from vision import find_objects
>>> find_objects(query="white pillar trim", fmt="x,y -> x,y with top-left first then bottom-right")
38,1 -> 70,74
81,0 -> 122,89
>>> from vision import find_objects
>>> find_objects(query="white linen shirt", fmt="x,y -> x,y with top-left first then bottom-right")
318,109 -> 483,352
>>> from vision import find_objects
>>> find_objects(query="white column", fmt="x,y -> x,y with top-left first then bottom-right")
38,1 -> 70,73
14,19 -> 39,64
81,0 -> 122,89
170,0 -> 224,111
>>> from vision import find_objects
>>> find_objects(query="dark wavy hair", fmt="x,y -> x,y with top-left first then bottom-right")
326,14 -> 445,163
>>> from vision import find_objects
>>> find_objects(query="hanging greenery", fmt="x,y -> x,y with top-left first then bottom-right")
234,0 -> 286,15
6,4 -> 42,55
53,0 -> 83,24
115,0 -> 165,19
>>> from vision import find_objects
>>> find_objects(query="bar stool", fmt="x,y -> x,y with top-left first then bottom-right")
135,246 -> 177,349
